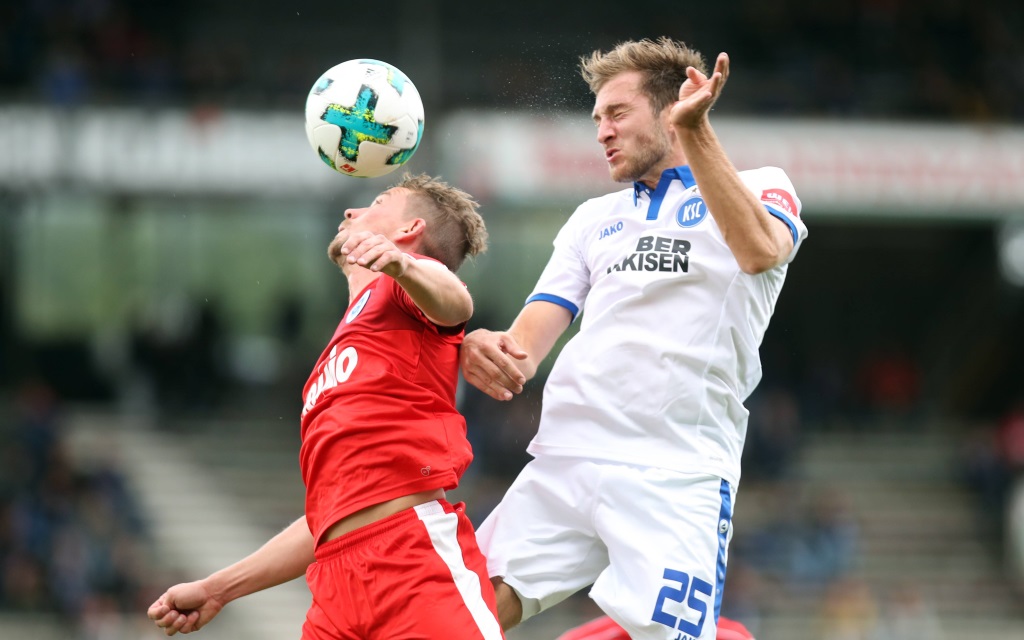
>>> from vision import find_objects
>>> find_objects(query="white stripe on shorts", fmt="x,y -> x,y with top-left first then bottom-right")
414,501 -> 503,640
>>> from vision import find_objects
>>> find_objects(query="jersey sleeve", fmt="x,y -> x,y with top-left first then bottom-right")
386,257 -> 466,331
384,275 -> 425,321
743,166 -> 807,264
525,206 -> 591,321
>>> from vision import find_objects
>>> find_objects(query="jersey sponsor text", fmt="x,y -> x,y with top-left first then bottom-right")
760,188 -> 798,217
607,235 -> 690,274
302,344 -> 358,415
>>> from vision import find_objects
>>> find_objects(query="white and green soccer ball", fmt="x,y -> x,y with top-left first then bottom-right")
304,59 -> 424,178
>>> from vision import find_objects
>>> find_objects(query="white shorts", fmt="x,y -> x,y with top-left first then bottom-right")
476,456 -> 735,640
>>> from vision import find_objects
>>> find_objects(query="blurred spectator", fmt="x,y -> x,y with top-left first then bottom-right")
996,400 -> 1024,477
129,295 -> 227,416
37,42 -> 90,105
1,0 -> 1022,121
962,423 -> 1011,544
719,563 -> 765,637
0,269 -> 10,386
274,293 -> 315,392
744,387 -> 803,483
458,379 -> 545,529
789,489 -> 861,587
960,399 -> 1024,554
461,381 -> 541,481
855,345 -> 922,422
817,577 -> 881,640
799,348 -> 847,427
0,381 -> 155,634
735,482 -> 805,581
738,485 -> 860,591
876,582 -> 945,640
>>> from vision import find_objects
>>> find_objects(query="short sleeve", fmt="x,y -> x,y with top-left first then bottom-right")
525,207 -> 592,321
743,166 -> 808,264
387,256 -> 465,330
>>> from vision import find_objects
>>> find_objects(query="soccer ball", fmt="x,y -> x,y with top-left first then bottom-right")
304,59 -> 424,179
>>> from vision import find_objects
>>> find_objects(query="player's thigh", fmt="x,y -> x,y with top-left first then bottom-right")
591,468 -> 735,640
476,456 -> 609,619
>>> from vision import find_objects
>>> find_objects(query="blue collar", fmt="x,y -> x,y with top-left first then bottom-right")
633,166 -> 697,219
632,182 -> 651,206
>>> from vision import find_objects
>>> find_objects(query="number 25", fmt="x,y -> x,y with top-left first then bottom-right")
651,568 -> 713,636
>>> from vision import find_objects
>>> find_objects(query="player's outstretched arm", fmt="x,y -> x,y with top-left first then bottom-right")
461,301 -> 572,400
341,230 -> 472,326
391,257 -> 473,326
147,516 -> 315,635
669,52 -> 793,274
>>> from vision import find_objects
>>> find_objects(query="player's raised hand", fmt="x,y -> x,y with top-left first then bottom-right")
341,231 -> 410,278
461,329 -> 528,401
670,52 -> 730,129
147,580 -> 224,636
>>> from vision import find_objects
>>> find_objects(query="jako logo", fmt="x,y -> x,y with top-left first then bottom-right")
676,197 -> 707,228
599,221 -> 624,239
302,345 -> 358,415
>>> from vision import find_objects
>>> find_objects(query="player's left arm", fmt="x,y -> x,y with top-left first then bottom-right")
670,52 -> 794,274
341,231 -> 472,326
148,516 -> 315,635
392,257 -> 473,326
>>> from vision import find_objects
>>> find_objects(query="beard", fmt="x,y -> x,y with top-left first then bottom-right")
609,125 -> 672,183
327,231 -> 348,268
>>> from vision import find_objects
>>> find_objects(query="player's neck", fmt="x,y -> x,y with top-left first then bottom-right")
344,268 -> 383,305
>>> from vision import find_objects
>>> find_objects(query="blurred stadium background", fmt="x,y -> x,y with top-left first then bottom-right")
1,0 -> 1024,638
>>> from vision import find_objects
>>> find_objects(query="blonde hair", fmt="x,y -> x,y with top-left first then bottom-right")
579,37 -> 708,114
394,173 -> 488,272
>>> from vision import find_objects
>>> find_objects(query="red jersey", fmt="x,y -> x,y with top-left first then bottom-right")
299,264 -> 471,545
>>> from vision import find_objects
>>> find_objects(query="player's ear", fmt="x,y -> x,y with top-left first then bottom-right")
395,217 -> 426,246
661,104 -> 679,139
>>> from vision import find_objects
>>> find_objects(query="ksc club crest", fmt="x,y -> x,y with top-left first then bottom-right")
346,290 -> 371,323
676,197 -> 708,228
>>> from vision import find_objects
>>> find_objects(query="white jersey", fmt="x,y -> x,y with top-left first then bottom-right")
526,165 -> 807,485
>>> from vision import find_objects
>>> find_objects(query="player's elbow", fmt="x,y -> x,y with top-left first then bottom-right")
735,228 -> 793,274
432,292 -> 473,327
736,246 -> 783,274
454,295 -> 474,326
738,257 -> 779,275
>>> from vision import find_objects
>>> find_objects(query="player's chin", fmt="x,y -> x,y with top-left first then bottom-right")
608,165 -> 636,184
606,159 -> 633,183
327,239 -> 345,266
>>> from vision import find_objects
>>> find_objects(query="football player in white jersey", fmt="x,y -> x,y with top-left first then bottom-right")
461,38 -> 808,640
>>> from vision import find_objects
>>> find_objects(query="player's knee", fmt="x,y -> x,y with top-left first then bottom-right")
491,577 -> 523,631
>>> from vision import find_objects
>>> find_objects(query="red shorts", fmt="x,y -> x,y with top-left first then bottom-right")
302,499 -> 504,640
556,615 -> 755,640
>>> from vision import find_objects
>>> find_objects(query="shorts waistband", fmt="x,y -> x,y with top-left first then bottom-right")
314,498 -> 454,560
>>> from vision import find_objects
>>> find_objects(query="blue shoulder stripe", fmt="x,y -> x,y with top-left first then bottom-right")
525,293 -> 579,321
765,205 -> 798,244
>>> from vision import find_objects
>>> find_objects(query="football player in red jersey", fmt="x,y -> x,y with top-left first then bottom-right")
148,174 -> 503,639
557,614 -> 755,640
